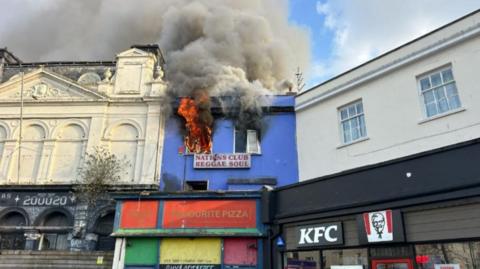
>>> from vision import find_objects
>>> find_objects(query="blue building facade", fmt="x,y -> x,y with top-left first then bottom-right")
160,95 -> 299,191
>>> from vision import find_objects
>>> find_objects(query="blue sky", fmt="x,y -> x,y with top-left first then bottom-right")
288,0 -> 480,89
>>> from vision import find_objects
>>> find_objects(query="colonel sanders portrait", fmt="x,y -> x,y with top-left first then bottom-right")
371,213 -> 385,238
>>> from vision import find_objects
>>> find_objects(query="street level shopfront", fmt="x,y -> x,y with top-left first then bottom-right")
272,139 -> 480,269
111,192 -> 268,269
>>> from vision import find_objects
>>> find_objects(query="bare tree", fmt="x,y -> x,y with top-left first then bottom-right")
75,147 -> 127,205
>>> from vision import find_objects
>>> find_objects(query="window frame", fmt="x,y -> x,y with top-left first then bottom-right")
338,100 -> 367,145
417,65 -> 462,119
234,128 -> 261,154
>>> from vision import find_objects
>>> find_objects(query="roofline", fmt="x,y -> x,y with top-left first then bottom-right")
5,61 -> 116,67
297,8 -> 480,98
274,137 -> 480,192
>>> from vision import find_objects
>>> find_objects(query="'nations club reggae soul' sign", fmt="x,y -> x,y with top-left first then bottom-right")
194,153 -> 250,169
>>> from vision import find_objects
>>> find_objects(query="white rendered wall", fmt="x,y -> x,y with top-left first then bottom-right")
296,20 -> 480,181
0,49 -> 166,185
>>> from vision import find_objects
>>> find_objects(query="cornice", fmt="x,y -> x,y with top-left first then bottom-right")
296,22 -> 480,111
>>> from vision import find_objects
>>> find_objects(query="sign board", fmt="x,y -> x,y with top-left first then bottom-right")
357,209 -> 405,244
0,192 -> 76,207
160,238 -> 221,269
434,264 -> 460,269
295,222 -> 343,247
120,200 -> 159,229
194,153 -> 250,169
163,200 -> 256,228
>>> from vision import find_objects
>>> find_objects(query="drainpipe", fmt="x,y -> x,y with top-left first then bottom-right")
17,68 -> 24,184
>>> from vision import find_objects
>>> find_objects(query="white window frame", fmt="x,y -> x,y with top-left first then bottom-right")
417,66 -> 462,119
338,100 -> 367,145
234,129 -> 261,154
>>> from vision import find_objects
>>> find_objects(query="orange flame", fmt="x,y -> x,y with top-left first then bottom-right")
177,91 -> 213,154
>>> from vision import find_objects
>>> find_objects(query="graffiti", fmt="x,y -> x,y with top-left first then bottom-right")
0,192 -> 75,207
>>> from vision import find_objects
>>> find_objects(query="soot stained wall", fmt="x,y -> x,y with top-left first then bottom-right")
160,96 -> 299,191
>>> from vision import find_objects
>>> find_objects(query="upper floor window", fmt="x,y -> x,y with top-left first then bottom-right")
339,100 -> 367,144
418,67 -> 461,118
235,129 -> 260,154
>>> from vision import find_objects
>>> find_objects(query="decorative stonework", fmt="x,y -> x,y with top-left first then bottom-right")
77,72 -> 101,86
102,68 -> 113,83
10,82 -> 71,99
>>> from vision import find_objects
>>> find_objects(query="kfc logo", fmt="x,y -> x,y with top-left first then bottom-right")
363,210 -> 393,242
295,222 -> 344,247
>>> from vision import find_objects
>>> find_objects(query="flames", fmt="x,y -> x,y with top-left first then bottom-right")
177,90 -> 213,154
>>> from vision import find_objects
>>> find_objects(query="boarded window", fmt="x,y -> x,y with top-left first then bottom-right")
160,238 -> 221,268
125,238 -> 158,266
224,238 -> 258,266
51,124 -> 85,182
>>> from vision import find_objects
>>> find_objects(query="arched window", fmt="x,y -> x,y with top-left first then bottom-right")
38,211 -> 70,250
0,210 -> 27,249
94,212 -> 115,251
10,124 -> 45,183
108,123 -> 139,182
51,124 -> 86,182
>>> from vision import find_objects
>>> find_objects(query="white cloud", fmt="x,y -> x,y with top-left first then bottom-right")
314,0 -> 480,81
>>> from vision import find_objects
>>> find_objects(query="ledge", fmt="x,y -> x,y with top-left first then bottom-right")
418,107 -> 466,124
111,228 -> 265,237
336,136 -> 370,149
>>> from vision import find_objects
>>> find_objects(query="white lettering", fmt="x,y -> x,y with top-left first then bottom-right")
325,225 -> 338,242
299,228 -> 314,244
313,227 -> 325,243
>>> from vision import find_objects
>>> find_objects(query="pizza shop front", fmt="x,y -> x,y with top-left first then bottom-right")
110,192 -> 267,269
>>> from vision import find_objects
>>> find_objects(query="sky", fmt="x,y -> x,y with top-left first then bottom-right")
1,1 -> 480,91
288,0 -> 480,89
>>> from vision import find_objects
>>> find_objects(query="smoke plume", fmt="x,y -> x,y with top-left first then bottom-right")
1,0 -> 310,122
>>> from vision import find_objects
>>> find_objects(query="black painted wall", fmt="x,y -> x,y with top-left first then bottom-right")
274,138 -> 480,220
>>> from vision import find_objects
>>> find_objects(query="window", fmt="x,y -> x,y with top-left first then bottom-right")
415,242 -> 480,269
184,180 -> 208,191
235,129 -> 260,154
285,250 -> 321,269
38,211 -> 70,250
339,101 -> 367,144
323,248 -> 368,269
418,67 -> 461,118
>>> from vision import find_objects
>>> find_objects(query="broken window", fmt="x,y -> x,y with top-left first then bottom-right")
184,180 -> 208,191
235,129 -> 260,154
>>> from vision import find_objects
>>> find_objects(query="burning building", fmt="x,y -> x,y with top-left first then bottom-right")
160,91 -> 298,191
110,92 -> 299,269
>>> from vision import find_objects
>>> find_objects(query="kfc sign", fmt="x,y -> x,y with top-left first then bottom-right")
194,153 -> 250,169
364,210 -> 393,242
295,222 -> 343,247
357,209 -> 405,244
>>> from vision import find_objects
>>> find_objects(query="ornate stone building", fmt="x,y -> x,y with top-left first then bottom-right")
0,45 -> 166,265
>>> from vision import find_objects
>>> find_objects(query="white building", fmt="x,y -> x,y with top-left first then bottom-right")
296,10 -> 480,181
0,45 -> 166,266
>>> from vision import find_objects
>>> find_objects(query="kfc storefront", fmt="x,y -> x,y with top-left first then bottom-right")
272,140 -> 480,269
278,202 -> 480,269
110,192 -> 268,269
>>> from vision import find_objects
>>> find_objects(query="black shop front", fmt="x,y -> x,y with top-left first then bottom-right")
269,139 -> 480,269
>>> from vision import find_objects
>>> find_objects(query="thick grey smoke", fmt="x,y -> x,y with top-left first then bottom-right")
1,0 -> 310,116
